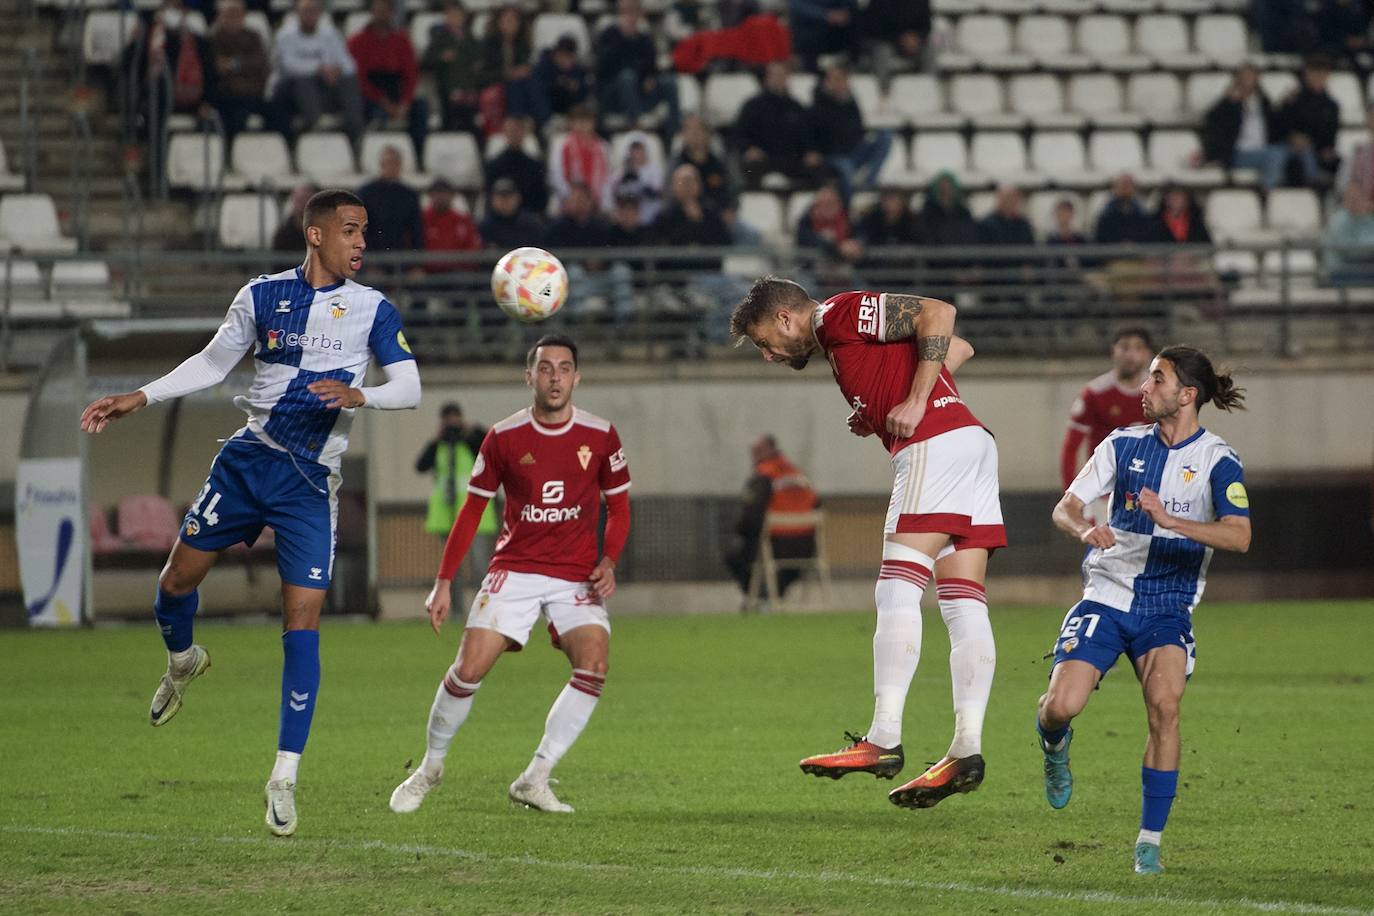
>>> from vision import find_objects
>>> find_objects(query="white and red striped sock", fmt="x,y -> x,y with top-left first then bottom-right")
524,668 -> 605,781
422,667 -> 480,773
937,578 -> 995,759
867,542 -> 933,749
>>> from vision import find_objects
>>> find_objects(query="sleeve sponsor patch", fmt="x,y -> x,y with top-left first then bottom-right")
1225,481 -> 1249,509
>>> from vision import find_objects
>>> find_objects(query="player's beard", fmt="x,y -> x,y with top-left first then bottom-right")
786,354 -> 810,370
1142,395 -> 1178,421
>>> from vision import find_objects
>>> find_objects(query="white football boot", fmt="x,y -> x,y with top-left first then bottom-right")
508,775 -> 574,813
149,645 -> 211,727
389,764 -> 443,813
264,780 -> 298,836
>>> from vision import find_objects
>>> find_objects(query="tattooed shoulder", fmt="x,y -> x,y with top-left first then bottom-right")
882,294 -> 926,340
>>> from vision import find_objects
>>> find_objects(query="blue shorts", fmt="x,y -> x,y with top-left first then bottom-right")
1051,600 -> 1196,678
179,435 -> 338,589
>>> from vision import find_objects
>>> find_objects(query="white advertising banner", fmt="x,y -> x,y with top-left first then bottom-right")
16,457 -> 85,627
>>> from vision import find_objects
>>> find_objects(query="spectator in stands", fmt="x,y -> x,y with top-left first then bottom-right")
859,0 -> 931,79
545,181 -> 614,249
977,184 -> 1035,247
357,145 -> 423,260
549,104 -> 611,206
608,189 -> 647,248
1045,197 -> 1089,286
788,0 -> 858,72
1271,55 -> 1342,188
1315,0 -> 1372,82
603,133 -> 664,223
545,182 -> 630,316
674,114 -> 733,214
422,177 -> 482,273
1094,172 -> 1156,244
855,189 -> 922,246
797,183 -> 863,284
1151,184 -> 1211,244
271,0 -> 365,146
736,61 -> 826,190
1202,64 -> 1285,186
810,63 -> 891,203
526,35 -> 592,129
271,182 -> 318,252
1047,198 -> 1086,246
479,5 -> 534,129
479,177 -> 545,250
485,116 -> 549,217
1253,0 -> 1317,53
723,434 -> 819,605
1338,103 -> 1374,204
919,171 -> 977,247
207,0 -> 272,151
651,163 -> 729,261
595,0 -> 680,133
122,0 -> 215,150
422,0 -> 485,134
349,0 -> 428,162
1324,179 -> 1374,283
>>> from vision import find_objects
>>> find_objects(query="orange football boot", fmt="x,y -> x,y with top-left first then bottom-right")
888,754 -> 985,809
799,731 -> 904,780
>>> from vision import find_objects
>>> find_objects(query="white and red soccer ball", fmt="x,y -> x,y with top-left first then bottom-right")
491,247 -> 569,322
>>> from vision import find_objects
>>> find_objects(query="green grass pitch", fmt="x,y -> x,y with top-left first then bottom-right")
2,601 -> 1372,914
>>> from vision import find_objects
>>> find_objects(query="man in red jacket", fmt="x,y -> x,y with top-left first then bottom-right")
348,0 -> 429,163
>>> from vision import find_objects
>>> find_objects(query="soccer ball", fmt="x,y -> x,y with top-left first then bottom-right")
491,247 -> 569,322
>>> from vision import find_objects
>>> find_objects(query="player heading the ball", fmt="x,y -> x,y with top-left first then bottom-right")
390,334 -> 631,815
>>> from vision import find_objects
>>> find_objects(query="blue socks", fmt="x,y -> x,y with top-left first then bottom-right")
1141,766 -> 1179,833
1037,717 -> 1069,750
154,589 -> 198,653
279,630 -> 321,755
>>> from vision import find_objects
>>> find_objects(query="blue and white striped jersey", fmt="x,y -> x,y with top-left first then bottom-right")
1067,424 -> 1249,617
215,267 -> 415,470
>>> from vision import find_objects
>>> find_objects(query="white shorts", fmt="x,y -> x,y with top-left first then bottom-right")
466,569 -> 610,650
884,425 -> 1007,553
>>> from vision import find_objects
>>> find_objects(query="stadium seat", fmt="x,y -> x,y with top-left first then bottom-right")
873,139 -> 918,188
786,72 -> 817,106
217,192 -> 279,249
483,131 -> 542,160
1029,131 -> 1103,188
0,193 -> 77,253
1258,71 -> 1298,107
244,10 -> 272,51
676,74 -> 701,118
786,191 -> 816,231
703,73 -> 758,126
360,131 -> 421,177
343,10 -> 370,37
1041,0 -> 1094,12
0,138 -> 25,190
1265,188 -> 1323,236
1134,15 -> 1207,69
849,74 -> 898,129
1148,130 -> 1225,186
736,192 -> 785,246
965,189 -> 997,220
409,12 -> 443,58
1327,73 -> 1366,126
1067,74 -> 1143,128
424,132 -> 481,189
230,133 -> 298,189
1075,16 -> 1150,71
1193,14 -> 1248,66
955,15 -> 1029,70
910,132 -> 969,183
1088,131 -> 1157,183
116,494 -> 180,553
50,260 -> 111,297
1008,74 -> 1084,129
89,502 -> 123,555
81,10 -> 138,66
1127,73 -> 1187,125
531,12 -> 591,57
970,133 -> 1043,187
166,133 -> 224,191
1337,127 -> 1368,161
295,132 -> 361,184
949,74 -> 1021,129
885,74 -> 961,129
1014,15 -> 1090,69
1,258 -> 45,299
1101,0 -> 1154,12
1186,71 -> 1232,115
1205,188 -> 1265,240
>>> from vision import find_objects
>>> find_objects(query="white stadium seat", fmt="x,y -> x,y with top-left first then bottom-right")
970,132 -> 1043,186
166,133 -> 224,190
1126,73 -> 1186,124
1327,72 -> 1367,126
1265,188 -> 1323,235
343,10 -> 369,37
1193,14 -> 1249,66
1015,15 -> 1090,69
1205,188 -> 1265,240
949,74 -> 1021,129
849,74 -> 899,129
295,132 -> 360,184
1148,130 -> 1226,186
82,10 -> 138,65
244,11 -> 273,51
886,74 -> 961,129
218,193 -> 279,250
360,131 -> 421,177
0,138 -> 25,190
1076,15 -> 1150,71
786,72 -> 817,106
676,74 -> 701,117
1134,15 -> 1207,69
965,190 -> 996,220
1186,71 -> 1232,115
911,132 -> 969,182
703,73 -> 758,126
1,258 -> 45,298
50,260 -> 110,297
1029,132 -> 1103,188
425,133 -> 483,189
737,192 -> 785,246
1008,74 -> 1084,129
956,15 -> 1029,69
230,133 -> 298,189
409,12 -> 444,58
1088,131 -> 1155,182
875,139 -> 919,188
786,191 -> 816,231
531,12 -> 591,57
1258,70 -> 1299,104
1067,74 -> 1143,128
0,193 -> 77,253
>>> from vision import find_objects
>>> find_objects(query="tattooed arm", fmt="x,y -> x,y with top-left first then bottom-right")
880,294 -> 957,439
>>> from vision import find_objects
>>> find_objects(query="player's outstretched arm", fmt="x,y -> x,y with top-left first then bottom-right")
1054,492 -> 1116,549
1138,489 -> 1252,553
80,391 -> 149,434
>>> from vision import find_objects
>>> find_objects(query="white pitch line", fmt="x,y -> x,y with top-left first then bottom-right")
3,824 -> 1370,916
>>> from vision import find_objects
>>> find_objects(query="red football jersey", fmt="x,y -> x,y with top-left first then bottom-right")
812,290 -> 984,456
467,407 -> 631,581
1069,369 -> 1149,452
